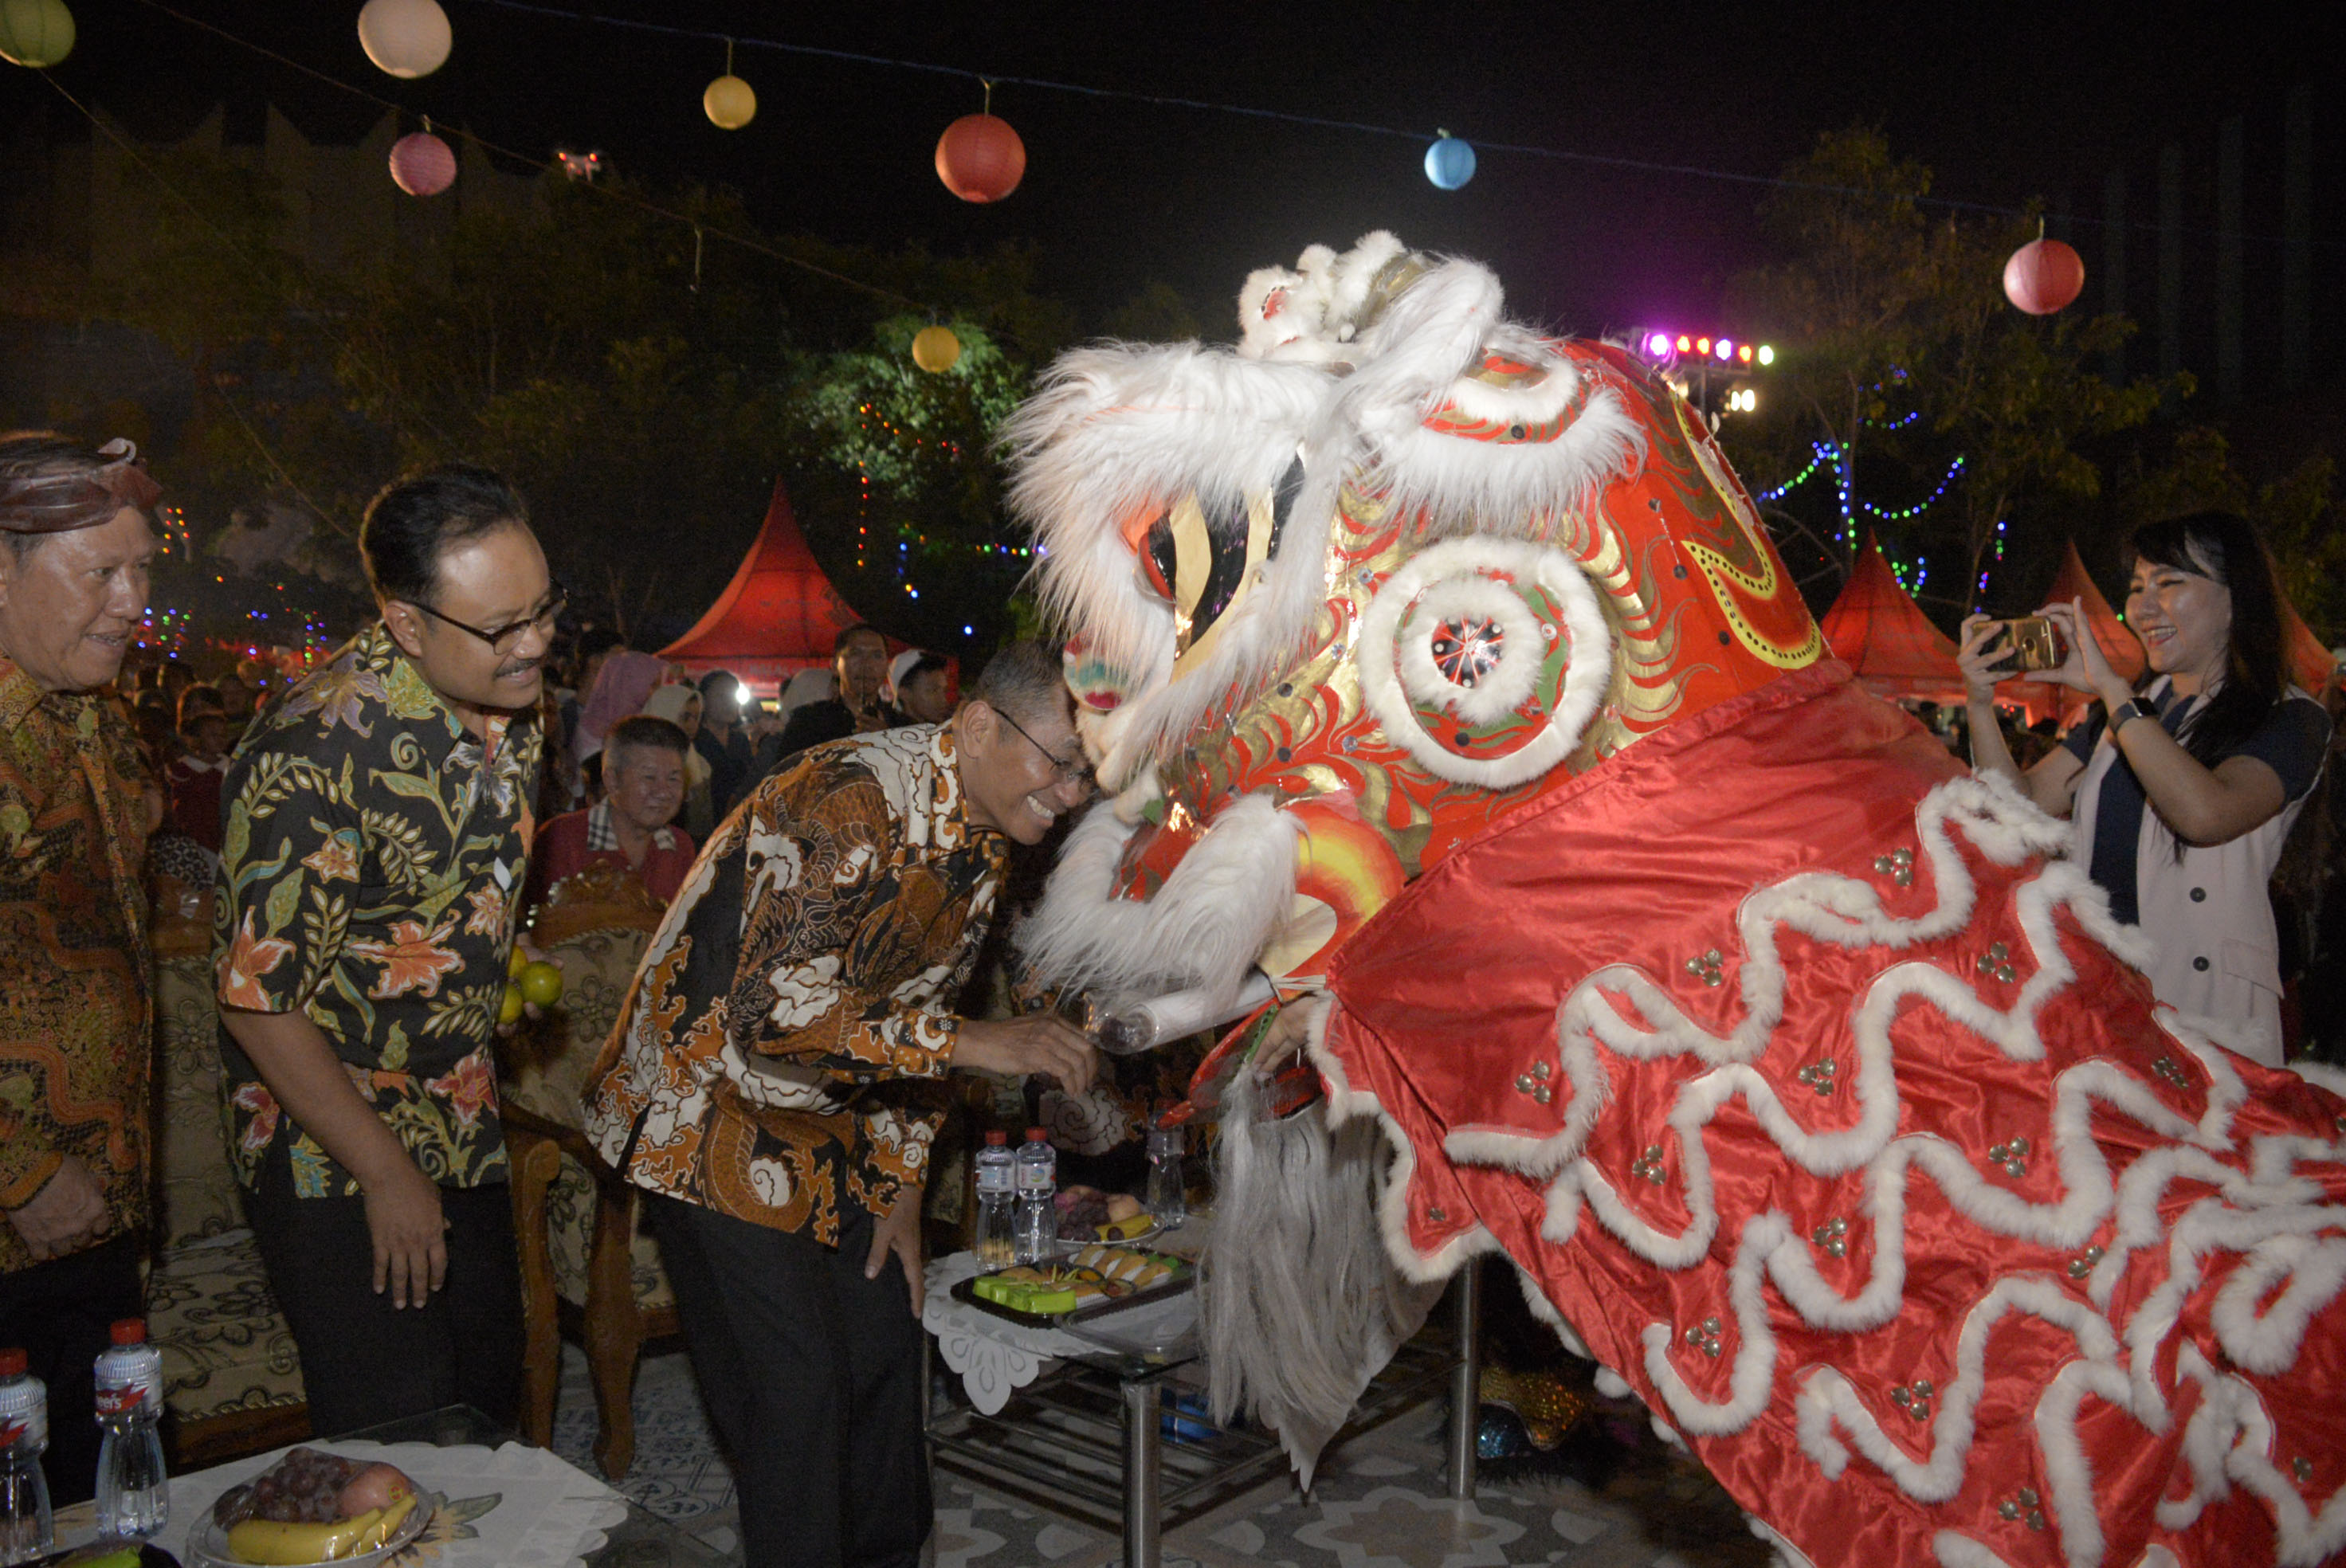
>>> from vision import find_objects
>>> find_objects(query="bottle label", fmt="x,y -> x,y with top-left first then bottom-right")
93,1378 -> 157,1417
1,1409 -> 44,1451
975,1164 -> 1014,1194
1014,1163 -> 1054,1192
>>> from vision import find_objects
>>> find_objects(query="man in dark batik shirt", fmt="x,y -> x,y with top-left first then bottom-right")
586,641 -> 1100,1568
214,465 -> 557,1434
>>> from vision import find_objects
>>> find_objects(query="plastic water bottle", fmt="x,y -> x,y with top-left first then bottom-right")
0,1348 -> 52,1567
1011,1127 -> 1057,1265
974,1130 -> 1017,1268
1144,1124 -> 1187,1227
92,1319 -> 167,1543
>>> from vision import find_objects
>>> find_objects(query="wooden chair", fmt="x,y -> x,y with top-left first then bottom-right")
500,864 -> 676,1479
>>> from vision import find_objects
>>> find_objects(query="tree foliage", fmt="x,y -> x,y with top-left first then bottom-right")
1723,128 -> 2182,620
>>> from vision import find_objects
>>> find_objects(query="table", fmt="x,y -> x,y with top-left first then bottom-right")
922,1249 -> 1480,1568
51,1405 -> 724,1567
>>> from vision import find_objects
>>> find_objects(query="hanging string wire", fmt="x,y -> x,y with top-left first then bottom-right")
129,0 -> 934,314
464,0 -> 2330,246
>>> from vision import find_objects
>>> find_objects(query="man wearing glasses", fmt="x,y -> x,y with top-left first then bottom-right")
212,464 -> 555,1433
586,639 -> 1100,1568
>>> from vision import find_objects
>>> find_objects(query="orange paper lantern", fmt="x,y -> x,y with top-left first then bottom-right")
2003,237 -> 2085,316
935,113 -> 1025,204
389,131 -> 457,197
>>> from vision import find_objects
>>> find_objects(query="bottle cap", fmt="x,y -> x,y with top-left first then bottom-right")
108,1319 -> 146,1347
0,1347 -> 24,1378
1025,1127 -> 1048,1143
984,1129 -> 1007,1145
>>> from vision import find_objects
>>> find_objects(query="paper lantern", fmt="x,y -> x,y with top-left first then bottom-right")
935,113 -> 1025,203
912,325 -> 962,374
2003,237 -> 2085,316
357,0 -> 450,80
704,74 -> 756,130
389,131 -> 457,197
1424,133 -> 1476,191
0,0 -> 75,69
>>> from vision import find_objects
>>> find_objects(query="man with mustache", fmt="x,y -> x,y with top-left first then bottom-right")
212,465 -> 554,1433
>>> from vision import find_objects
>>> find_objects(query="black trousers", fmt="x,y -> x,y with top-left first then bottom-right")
645,1194 -> 929,1568
243,1147 -> 522,1439
0,1233 -> 143,1505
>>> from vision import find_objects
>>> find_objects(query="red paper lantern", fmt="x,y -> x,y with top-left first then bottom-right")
934,113 -> 1025,203
389,131 -> 456,197
2003,237 -> 2085,316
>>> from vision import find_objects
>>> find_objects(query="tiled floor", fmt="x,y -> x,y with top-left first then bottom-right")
551,1346 -> 1768,1567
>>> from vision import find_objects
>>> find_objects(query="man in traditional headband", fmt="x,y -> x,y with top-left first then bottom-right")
0,432 -> 163,1505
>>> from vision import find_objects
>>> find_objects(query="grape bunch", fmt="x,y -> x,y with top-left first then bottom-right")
1054,1187 -> 1111,1240
213,1447 -> 367,1527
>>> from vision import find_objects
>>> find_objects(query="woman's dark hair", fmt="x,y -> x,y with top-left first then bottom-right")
2128,510 -> 2288,771
359,463 -> 529,606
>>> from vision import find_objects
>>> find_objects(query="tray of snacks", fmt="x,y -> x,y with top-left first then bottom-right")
951,1243 -> 1191,1328
185,1446 -> 430,1566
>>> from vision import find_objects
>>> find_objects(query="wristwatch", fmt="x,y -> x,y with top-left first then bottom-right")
2110,697 -> 2157,734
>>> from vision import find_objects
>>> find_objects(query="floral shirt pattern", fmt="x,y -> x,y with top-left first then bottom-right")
212,625 -> 540,1198
584,726 -> 1008,1245
0,659 -> 151,1272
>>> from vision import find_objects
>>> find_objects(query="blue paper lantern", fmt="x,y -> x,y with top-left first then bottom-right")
1424,133 -> 1476,191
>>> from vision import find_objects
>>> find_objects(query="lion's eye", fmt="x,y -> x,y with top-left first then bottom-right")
1140,514 -> 1178,602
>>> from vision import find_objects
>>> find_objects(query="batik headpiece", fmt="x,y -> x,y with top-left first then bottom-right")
0,439 -> 164,535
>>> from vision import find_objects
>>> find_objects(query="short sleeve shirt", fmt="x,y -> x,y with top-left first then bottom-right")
212,625 -> 542,1197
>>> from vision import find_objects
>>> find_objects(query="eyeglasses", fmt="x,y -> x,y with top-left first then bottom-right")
406,582 -> 567,656
996,708 -> 1094,791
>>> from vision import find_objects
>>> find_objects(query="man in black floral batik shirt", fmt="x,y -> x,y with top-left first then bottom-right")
213,465 -> 557,1433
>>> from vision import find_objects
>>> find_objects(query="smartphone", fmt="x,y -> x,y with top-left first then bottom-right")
1987,615 -> 2064,674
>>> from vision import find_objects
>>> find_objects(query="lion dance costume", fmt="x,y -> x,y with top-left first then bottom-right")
1005,233 -> 2346,1567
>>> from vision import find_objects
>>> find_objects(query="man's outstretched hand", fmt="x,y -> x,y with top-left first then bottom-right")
955,1015 -> 1100,1097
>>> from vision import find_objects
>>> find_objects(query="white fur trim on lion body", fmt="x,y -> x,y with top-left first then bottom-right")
1016,792 -> 1297,1009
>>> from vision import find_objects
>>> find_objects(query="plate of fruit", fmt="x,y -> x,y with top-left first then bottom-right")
958,1245 -> 1191,1326
1052,1186 -> 1159,1246
187,1447 -> 430,1566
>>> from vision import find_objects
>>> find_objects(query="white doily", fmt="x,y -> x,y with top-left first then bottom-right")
924,1251 -> 1094,1416
147,1439 -> 628,1567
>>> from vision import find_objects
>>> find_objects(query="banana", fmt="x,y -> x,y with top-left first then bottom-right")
226,1492 -> 418,1563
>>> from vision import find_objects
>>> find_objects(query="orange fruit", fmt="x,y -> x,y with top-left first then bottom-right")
499,983 -> 526,1026
508,947 -> 529,978
518,961 -> 564,1008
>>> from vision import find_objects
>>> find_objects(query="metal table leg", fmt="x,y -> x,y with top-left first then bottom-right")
1446,1261 -> 1481,1500
1122,1378 -> 1162,1568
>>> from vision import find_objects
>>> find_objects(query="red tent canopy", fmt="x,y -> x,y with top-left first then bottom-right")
660,481 -> 869,699
1818,533 -> 1982,711
2285,600 -> 2340,697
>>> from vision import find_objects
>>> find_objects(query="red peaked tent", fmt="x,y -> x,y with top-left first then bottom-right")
1818,532 -> 1995,713
2285,601 -> 2340,697
660,481 -> 868,700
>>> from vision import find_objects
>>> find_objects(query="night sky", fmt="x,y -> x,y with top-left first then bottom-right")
14,1 -> 2332,342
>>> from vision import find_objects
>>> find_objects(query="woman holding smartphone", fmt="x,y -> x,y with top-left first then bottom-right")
1957,511 -> 2330,1063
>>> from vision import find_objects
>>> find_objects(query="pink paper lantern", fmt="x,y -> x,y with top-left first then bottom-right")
2002,237 -> 2085,316
389,131 -> 456,197
934,113 -> 1025,203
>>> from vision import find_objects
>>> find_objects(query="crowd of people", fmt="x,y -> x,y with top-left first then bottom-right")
3,425 -> 2340,1566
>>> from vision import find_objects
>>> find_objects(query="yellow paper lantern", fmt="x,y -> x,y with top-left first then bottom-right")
704,74 -> 756,130
912,325 -> 962,374
357,0 -> 450,80
0,0 -> 76,69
